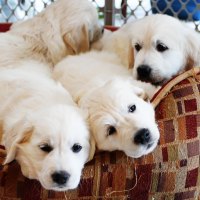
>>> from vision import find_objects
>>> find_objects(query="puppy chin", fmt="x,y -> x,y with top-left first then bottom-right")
133,67 -> 168,86
39,182 -> 70,192
38,179 -> 74,191
143,141 -> 158,155
137,75 -> 167,86
44,184 -> 77,192
150,78 -> 167,86
125,151 -> 144,158
137,77 -> 167,86
125,142 -> 158,158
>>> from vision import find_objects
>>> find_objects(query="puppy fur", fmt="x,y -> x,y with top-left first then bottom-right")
0,0 -> 102,68
0,61 -> 93,191
54,51 -> 160,158
94,14 -> 200,85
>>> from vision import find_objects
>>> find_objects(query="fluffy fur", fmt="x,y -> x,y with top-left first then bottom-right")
94,14 -> 200,85
53,51 -> 160,158
0,0 -> 102,68
0,61 -> 94,191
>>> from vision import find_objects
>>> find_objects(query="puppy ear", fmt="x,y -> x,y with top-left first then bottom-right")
130,78 -> 160,100
128,43 -> 134,69
63,24 -> 90,55
185,28 -> 200,69
114,35 -> 134,69
133,86 -> 149,102
102,30 -> 134,69
77,97 -> 96,162
3,121 -> 33,165
137,91 -> 149,102
87,135 -> 96,162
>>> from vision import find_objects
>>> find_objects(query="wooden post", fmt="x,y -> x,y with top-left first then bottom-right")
104,0 -> 115,26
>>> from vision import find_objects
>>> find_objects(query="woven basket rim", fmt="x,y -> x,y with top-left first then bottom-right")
151,67 -> 200,108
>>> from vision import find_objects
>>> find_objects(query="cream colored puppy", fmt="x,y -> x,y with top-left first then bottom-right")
54,51 -> 160,158
94,14 -> 200,85
0,0 -> 102,68
0,61 -> 93,191
130,14 -> 200,85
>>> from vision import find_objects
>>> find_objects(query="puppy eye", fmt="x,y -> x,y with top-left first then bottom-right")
71,143 -> 82,153
107,126 -> 116,136
39,144 -> 53,153
134,43 -> 142,52
156,43 -> 168,52
128,105 -> 136,113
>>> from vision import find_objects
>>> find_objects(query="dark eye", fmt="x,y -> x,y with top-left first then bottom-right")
39,144 -> 53,153
128,105 -> 136,113
134,43 -> 142,52
107,126 -> 116,136
156,43 -> 168,52
71,143 -> 82,153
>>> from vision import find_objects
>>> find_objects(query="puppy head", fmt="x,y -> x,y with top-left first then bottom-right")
41,0 -> 103,65
4,105 -> 91,191
62,1 -> 103,55
63,23 -> 103,55
81,78 -> 160,158
130,14 -> 200,85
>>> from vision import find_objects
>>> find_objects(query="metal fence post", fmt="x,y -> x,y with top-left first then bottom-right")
104,0 -> 115,26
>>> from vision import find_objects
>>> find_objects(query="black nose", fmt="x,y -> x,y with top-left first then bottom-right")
51,170 -> 70,185
134,128 -> 151,145
101,27 -> 104,34
137,65 -> 151,80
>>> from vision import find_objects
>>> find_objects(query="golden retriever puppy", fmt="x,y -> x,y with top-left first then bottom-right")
0,0 -> 102,68
94,14 -> 200,85
130,14 -> 200,85
53,51 -> 160,158
0,60 -> 94,191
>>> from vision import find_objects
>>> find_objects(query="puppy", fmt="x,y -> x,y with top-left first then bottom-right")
130,14 -> 200,85
0,0 -> 102,68
53,51 -> 160,158
94,14 -> 200,85
0,60 -> 94,191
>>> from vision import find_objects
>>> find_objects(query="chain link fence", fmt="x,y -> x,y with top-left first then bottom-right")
0,0 -> 200,31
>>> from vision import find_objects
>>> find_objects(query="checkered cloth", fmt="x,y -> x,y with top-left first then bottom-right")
0,68 -> 200,199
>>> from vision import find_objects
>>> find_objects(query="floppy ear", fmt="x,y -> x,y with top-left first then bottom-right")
128,42 -> 134,69
63,24 -> 90,55
129,78 -> 160,100
3,120 -> 33,165
77,101 -> 96,162
113,34 -> 134,69
87,135 -> 96,162
132,86 -> 149,102
137,90 -> 149,102
0,122 -> 3,144
103,30 -> 134,69
185,28 -> 200,69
